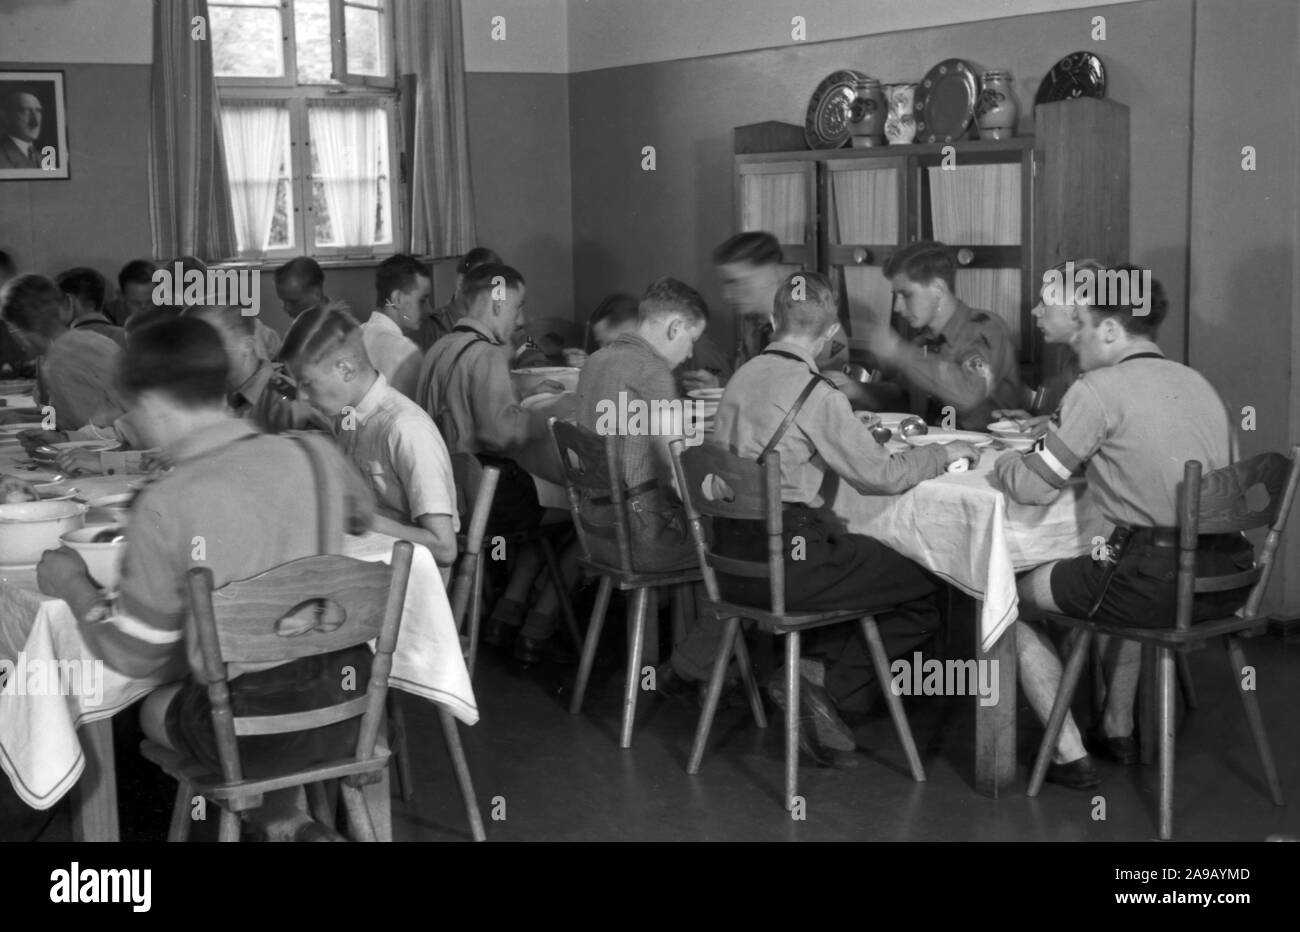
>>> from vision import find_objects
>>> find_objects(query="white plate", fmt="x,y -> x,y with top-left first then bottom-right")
872,412 -> 915,428
520,390 -> 574,410
687,388 -> 725,401
987,418 -> 1042,438
52,440 -> 121,453
904,429 -> 994,448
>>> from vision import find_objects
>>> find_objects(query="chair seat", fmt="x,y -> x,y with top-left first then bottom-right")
140,739 -> 391,804
576,557 -> 701,590
1043,611 -> 1270,648
699,598 -> 871,635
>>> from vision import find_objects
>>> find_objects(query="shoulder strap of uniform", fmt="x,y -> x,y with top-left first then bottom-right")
758,374 -> 824,465
289,432 -> 343,555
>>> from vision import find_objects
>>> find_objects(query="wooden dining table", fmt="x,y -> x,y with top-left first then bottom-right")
830,444 -> 1106,795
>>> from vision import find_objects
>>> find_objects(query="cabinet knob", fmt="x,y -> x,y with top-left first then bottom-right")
852,247 -> 872,265
956,248 -> 975,266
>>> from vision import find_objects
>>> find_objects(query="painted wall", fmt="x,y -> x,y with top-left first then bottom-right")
1187,0 -> 1300,613
568,0 -> 1195,360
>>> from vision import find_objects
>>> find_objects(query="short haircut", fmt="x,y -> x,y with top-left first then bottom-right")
375,253 -> 430,306
589,293 -> 639,329
0,250 -> 15,277
0,274 -> 62,337
1079,263 -> 1168,338
882,241 -> 956,292
182,303 -> 257,338
279,302 -> 369,370
772,271 -> 837,337
461,263 -> 525,301
638,277 -> 709,325
274,255 -> 324,289
55,267 -> 107,311
457,247 -> 502,277
712,231 -> 782,267
118,258 -> 155,292
119,316 -> 228,408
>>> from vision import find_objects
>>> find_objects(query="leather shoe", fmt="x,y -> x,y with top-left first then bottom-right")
483,617 -> 519,649
513,634 -> 577,665
1088,727 -> 1139,766
767,674 -> 857,752
1045,754 -> 1101,790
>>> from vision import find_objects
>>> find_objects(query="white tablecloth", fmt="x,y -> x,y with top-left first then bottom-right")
0,531 -> 475,810
831,458 -> 1106,651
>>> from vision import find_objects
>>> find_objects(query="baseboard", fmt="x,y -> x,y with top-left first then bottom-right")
1267,613 -> 1300,639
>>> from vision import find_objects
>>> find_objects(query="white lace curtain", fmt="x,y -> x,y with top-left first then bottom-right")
829,166 -> 899,333
309,99 -> 383,248
220,102 -> 289,253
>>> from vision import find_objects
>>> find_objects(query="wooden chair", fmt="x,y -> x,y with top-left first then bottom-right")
1027,446 -> 1300,839
549,418 -> 765,749
450,453 -> 502,678
669,440 -> 925,811
140,544 -> 415,842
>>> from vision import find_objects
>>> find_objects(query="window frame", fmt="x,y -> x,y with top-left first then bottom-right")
212,0 -> 404,262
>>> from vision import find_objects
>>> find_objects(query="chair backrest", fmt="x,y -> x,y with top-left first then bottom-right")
186,542 -> 415,786
548,417 -> 637,573
669,439 -> 787,614
1176,446 -> 1300,628
449,453 -> 501,628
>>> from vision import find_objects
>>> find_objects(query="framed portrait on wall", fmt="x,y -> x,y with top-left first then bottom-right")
0,71 -> 69,180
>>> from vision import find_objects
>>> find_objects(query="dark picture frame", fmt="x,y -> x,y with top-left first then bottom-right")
0,70 -> 70,180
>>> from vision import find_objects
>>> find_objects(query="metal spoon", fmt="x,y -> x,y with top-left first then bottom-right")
870,425 -> 893,444
898,416 -> 929,439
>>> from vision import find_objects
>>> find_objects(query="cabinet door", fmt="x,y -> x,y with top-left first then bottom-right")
822,157 -> 906,342
922,160 -> 1027,351
735,159 -> 816,271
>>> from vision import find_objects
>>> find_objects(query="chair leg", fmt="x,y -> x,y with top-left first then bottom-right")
387,693 -> 414,803
1156,646 -> 1176,840
687,616 -> 741,774
1226,635 -> 1285,806
306,780 -> 337,827
1027,628 -> 1093,797
539,536 -> 583,653
620,587 -> 651,749
467,554 -> 484,679
439,707 -> 487,842
1089,637 -> 1106,722
732,622 -> 767,728
167,781 -> 193,842
570,575 -> 613,715
784,632 -> 801,811
859,617 -> 924,782
217,806 -> 241,842
340,782 -> 380,842
1176,651 -> 1199,710
1139,644 -> 1158,765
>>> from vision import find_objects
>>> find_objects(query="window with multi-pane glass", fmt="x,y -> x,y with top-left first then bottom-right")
209,0 -> 397,259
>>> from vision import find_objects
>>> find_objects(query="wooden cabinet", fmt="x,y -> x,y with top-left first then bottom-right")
734,98 -> 1129,383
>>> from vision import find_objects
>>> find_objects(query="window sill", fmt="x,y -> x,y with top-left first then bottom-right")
208,255 -> 447,272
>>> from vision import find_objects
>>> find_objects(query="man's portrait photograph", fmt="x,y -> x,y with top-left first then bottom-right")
0,71 -> 68,180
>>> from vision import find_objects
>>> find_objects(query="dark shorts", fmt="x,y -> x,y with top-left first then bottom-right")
478,454 -> 544,535
164,645 -> 373,779
1051,533 -> 1255,628
712,506 -> 937,615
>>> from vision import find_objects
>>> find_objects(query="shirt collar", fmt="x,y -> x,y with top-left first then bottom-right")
352,372 -> 390,423
232,359 -> 274,406
763,339 -> 819,370
609,330 -> 672,366
70,312 -> 113,328
8,136 -> 32,157
933,300 -> 974,343
169,417 -> 260,465
367,310 -> 405,337
455,317 -> 502,345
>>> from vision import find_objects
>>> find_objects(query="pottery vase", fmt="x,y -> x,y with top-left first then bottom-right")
976,71 -> 1018,140
848,77 -> 885,147
883,83 -> 918,145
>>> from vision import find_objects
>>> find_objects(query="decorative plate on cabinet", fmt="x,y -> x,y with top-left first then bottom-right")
1034,52 -> 1106,106
913,59 -> 980,144
804,69 -> 868,149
